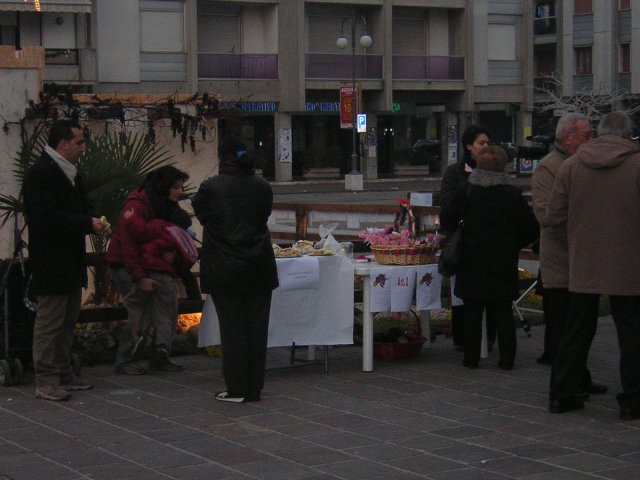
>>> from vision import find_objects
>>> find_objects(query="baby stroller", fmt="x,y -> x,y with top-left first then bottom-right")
0,227 -> 34,386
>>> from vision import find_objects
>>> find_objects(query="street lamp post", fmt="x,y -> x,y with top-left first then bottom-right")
337,9 -> 372,189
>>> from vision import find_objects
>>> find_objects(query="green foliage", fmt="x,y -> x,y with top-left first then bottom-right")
0,126 -> 174,254
79,131 -> 174,253
0,122 -> 49,229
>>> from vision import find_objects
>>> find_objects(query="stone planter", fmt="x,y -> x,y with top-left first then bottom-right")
393,164 -> 429,177
303,167 -> 341,180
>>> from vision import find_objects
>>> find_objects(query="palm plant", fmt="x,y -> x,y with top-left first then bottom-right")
80,131 -> 174,254
0,122 -> 50,229
0,124 -> 175,304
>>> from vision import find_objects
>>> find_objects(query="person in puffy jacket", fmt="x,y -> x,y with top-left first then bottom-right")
107,166 -> 192,374
192,136 -> 278,403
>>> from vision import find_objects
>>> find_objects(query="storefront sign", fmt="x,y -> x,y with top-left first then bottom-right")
219,101 -> 279,112
305,102 -> 340,112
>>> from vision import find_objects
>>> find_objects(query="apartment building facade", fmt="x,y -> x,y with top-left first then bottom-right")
4,1 -> 635,181
533,0 -> 640,133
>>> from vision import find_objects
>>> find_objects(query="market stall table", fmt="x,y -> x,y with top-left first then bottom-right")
198,254 -> 355,362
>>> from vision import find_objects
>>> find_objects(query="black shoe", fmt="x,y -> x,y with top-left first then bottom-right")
536,353 -> 552,365
245,393 -> 262,402
115,362 -> 147,375
150,358 -> 184,372
620,407 -> 640,421
585,383 -> 608,395
462,360 -> 478,369
549,397 -> 585,414
498,361 -> 513,371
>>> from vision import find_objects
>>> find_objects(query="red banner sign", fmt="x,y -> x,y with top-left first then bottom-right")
340,86 -> 355,129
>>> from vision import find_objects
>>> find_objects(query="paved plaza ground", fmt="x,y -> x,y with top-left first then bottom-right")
1,316 -> 638,480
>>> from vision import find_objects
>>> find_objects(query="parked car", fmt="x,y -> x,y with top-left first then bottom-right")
411,139 -> 441,173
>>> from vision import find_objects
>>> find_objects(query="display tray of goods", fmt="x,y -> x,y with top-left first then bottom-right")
272,240 -> 336,258
373,311 -> 426,361
359,198 -> 441,265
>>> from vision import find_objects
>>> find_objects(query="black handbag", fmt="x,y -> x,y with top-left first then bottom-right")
437,219 -> 463,277
438,184 -> 469,277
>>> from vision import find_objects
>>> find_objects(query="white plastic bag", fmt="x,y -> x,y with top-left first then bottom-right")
315,223 -> 341,253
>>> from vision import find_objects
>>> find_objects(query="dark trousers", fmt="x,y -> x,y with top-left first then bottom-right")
212,290 -> 272,397
451,305 -> 464,346
551,292 -> 602,401
463,299 -> 516,366
544,288 -> 594,390
610,296 -> 640,411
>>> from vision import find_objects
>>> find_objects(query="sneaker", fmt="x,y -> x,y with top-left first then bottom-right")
61,375 -> 93,391
215,391 -> 245,403
35,385 -> 71,401
115,362 -> 147,375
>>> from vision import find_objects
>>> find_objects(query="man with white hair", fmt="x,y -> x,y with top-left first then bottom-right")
547,111 -> 640,420
532,113 -> 606,397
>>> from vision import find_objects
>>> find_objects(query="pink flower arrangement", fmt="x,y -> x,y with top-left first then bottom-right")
359,226 -> 442,248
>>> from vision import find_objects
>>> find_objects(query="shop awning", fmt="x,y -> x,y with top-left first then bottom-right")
0,1 -> 92,13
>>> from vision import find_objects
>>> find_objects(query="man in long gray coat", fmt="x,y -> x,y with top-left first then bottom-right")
546,111 -> 640,420
532,113 -> 606,398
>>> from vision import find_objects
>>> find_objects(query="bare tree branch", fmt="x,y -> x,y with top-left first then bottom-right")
534,72 -> 640,122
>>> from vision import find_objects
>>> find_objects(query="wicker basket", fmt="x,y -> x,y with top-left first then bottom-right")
373,339 -> 425,361
373,310 -> 426,361
370,244 -> 437,265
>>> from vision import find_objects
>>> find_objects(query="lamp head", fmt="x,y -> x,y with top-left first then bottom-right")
359,34 -> 373,48
336,35 -> 349,50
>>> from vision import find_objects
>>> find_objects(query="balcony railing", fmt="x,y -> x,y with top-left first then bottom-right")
45,48 -> 78,66
392,55 -> 464,81
198,53 -> 278,79
305,53 -> 383,80
534,17 -> 557,35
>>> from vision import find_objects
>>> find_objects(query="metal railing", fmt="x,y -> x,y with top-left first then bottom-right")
392,55 -> 464,80
198,53 -> 278,79
534,17 -> 557,35
305,53 -> 383,79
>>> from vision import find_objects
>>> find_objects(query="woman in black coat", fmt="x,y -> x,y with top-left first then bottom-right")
192,136 -> 278,403
440,125 -> 491,350
440,146 -> 539,370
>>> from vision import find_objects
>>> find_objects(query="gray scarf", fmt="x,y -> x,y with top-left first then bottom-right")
468,168 -> 512,187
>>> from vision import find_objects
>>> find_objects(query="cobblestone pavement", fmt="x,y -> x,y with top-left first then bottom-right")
1,316 -> 638,480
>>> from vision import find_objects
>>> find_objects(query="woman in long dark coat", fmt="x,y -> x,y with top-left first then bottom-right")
440,125 -> 491,350
192,136 -> 278,403
440,146 -> 539,370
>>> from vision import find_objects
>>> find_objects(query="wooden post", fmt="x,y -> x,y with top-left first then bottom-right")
295,206 -> 308,239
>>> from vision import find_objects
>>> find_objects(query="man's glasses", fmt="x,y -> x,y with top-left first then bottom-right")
570,130 -> 594,139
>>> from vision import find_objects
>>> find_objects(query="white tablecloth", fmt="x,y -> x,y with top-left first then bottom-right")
198,255 -> 355,348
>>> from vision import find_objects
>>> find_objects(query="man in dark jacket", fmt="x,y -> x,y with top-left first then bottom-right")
192,136 -> 278,403
22,120 -> 110,401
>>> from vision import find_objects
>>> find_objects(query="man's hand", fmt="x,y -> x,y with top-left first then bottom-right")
139,277 -> 159,293
91,217 -> 111,236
